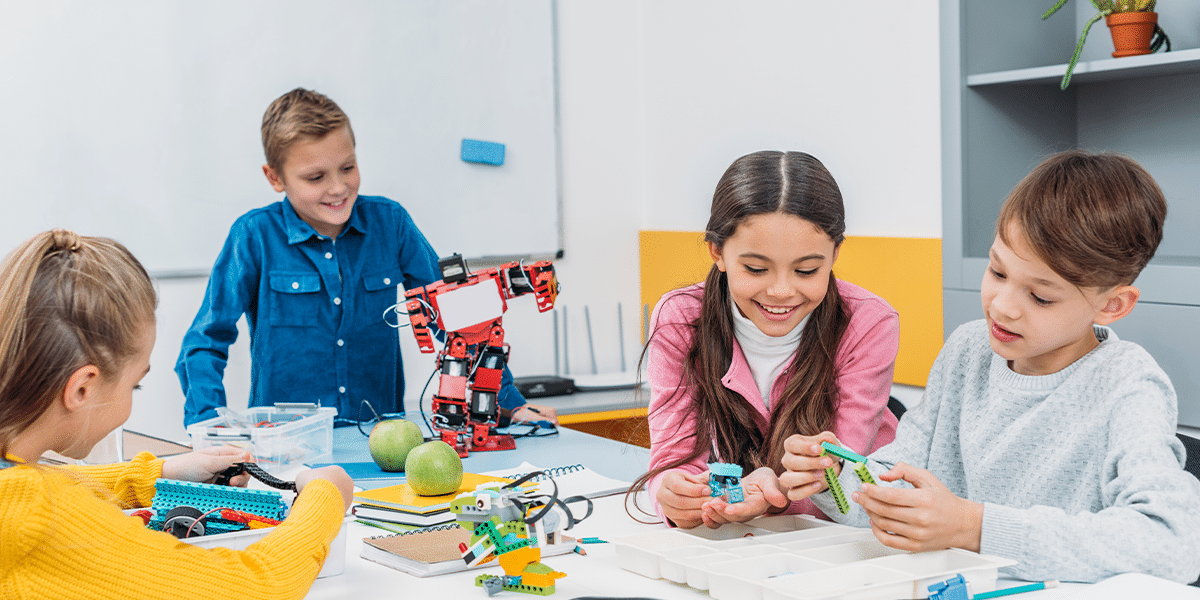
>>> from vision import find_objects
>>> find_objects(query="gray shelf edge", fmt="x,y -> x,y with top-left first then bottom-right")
966,47 -> 1200,87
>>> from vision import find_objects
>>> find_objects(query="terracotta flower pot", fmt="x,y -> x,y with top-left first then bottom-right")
1107,11 -> 1158,58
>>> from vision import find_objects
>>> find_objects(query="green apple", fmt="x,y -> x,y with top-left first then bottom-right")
368,419 -> 424,472
405,440 -> 464,495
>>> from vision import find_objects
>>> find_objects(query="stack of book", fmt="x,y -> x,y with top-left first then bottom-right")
351,472 -> 519,533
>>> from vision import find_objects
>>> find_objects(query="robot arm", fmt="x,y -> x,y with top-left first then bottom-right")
502,261 -> 558,312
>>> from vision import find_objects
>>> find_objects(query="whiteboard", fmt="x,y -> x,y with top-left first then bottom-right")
0,0 -> 561,275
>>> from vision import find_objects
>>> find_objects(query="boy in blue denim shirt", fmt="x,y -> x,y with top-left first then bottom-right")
177,88 -> 556,427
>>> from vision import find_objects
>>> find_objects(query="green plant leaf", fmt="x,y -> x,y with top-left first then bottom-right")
1061,11 -> 1109,89
1042,0 -> 1070,20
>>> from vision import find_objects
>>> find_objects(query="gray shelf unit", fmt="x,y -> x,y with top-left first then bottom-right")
941,1 -> 1200,426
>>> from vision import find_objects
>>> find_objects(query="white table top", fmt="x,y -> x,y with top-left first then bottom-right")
295,425 -> 1197,599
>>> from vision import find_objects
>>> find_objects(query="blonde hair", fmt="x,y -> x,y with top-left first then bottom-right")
261,88 -> 355,175
0,229 -> 157,457
998,150 -> 1166,289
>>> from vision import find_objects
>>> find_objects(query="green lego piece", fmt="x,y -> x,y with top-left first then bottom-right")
854,461 -> 877,486
824,466 -> 850,514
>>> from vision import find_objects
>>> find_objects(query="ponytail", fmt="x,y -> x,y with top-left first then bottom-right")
0,229 -> 156,457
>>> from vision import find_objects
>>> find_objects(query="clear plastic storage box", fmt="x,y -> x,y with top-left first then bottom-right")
187,405 -> 336,465
612,514 -> 1017,600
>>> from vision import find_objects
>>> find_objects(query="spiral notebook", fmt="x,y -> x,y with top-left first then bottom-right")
360,522 -> 575,577
499,462 -> 631,499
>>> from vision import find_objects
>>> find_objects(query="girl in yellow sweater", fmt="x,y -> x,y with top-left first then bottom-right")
0,229 -> 354,600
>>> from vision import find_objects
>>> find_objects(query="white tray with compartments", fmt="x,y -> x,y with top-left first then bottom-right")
611,515 -> 1016,600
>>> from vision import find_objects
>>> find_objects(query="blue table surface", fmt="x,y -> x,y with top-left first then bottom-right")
325,419 -> 651,486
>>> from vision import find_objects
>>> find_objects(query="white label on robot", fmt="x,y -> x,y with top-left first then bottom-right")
437,283 -> 505,332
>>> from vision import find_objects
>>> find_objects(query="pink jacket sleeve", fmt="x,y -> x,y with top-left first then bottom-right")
645,290 -> 710,523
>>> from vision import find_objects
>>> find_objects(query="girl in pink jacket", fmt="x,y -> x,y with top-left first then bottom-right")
632,150 -> 899,529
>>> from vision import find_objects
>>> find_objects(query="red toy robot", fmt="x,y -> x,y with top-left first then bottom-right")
404,254 -> 558,457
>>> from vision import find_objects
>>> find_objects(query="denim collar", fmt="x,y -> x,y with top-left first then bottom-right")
282,197 -> 367,245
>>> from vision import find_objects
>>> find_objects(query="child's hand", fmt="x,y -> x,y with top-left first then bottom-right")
295,466 -> 355,511
779,432 -> 843,501
853,462 -> 983,553
700,466 -> 789,528
162,446 -> 254,485
655,470 -> 713,529
513,403 -> 559,425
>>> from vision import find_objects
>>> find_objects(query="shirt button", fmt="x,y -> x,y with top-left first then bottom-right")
325,252 -> 333,259
334,297 -> 342,305
383,278 -> 392,285
337,339 -> 345,346
291,282 -> 299,289
339,386 -> 346,394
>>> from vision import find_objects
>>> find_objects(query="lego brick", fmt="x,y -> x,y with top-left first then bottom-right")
824,467 -> 851,514
821,441 -> 867,464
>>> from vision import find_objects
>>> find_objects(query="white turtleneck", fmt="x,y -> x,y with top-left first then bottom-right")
730,299 -> 807,409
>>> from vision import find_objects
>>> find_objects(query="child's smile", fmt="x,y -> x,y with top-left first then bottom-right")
988,321 -> 1021,343
757,301 -> 798,318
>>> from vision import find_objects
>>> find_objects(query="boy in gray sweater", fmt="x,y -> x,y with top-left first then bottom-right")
778,150 -> 1200,584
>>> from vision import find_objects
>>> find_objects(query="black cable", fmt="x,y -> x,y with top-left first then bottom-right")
498,422 -> 559,440
213,462 -> 297,492
504,470 -> 558,526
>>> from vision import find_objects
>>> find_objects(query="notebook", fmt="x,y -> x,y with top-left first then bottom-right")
352,472 -> 518,514
361,524 -> 473,577
499,462 -> 631,499
360,522 -> 576,578
352,503 -> 455,527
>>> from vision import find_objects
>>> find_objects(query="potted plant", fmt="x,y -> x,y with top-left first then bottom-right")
1043,0 -> 1171,89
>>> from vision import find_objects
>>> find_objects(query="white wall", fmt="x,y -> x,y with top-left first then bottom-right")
127,1 -> 944,441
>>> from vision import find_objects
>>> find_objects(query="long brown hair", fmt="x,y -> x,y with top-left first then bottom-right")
0,229 -> 157,458
629,150 -> 851,502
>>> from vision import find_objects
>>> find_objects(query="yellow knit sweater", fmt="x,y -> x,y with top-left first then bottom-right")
0,453 -> 345,600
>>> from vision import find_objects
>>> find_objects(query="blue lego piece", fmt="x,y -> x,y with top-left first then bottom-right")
461,139 -> 505,165
148,479 -> 286,535
724,489 -> 742,503
709,463 -> 743,478
928,574 -> 970,600
707,462 -> 745,504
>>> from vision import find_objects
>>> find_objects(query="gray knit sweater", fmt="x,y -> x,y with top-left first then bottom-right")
812,319 -> 1200,583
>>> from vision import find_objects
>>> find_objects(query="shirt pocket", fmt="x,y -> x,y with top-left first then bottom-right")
361,267 -> 404,323
268,271 -> 322,327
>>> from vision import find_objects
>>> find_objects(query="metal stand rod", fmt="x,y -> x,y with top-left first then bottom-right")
553,309 -> 560,377
562,305 -> 569,375
643,303 -> 651,344
617,302 -> 626,372
584,305 -> 598,375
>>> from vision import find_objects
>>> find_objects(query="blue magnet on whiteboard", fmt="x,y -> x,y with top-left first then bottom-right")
461,139 -> 505,165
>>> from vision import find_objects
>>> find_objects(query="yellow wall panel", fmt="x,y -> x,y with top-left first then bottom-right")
834,236 -> 942,386
638,231 -> 942,386
638,231 -> 711,339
